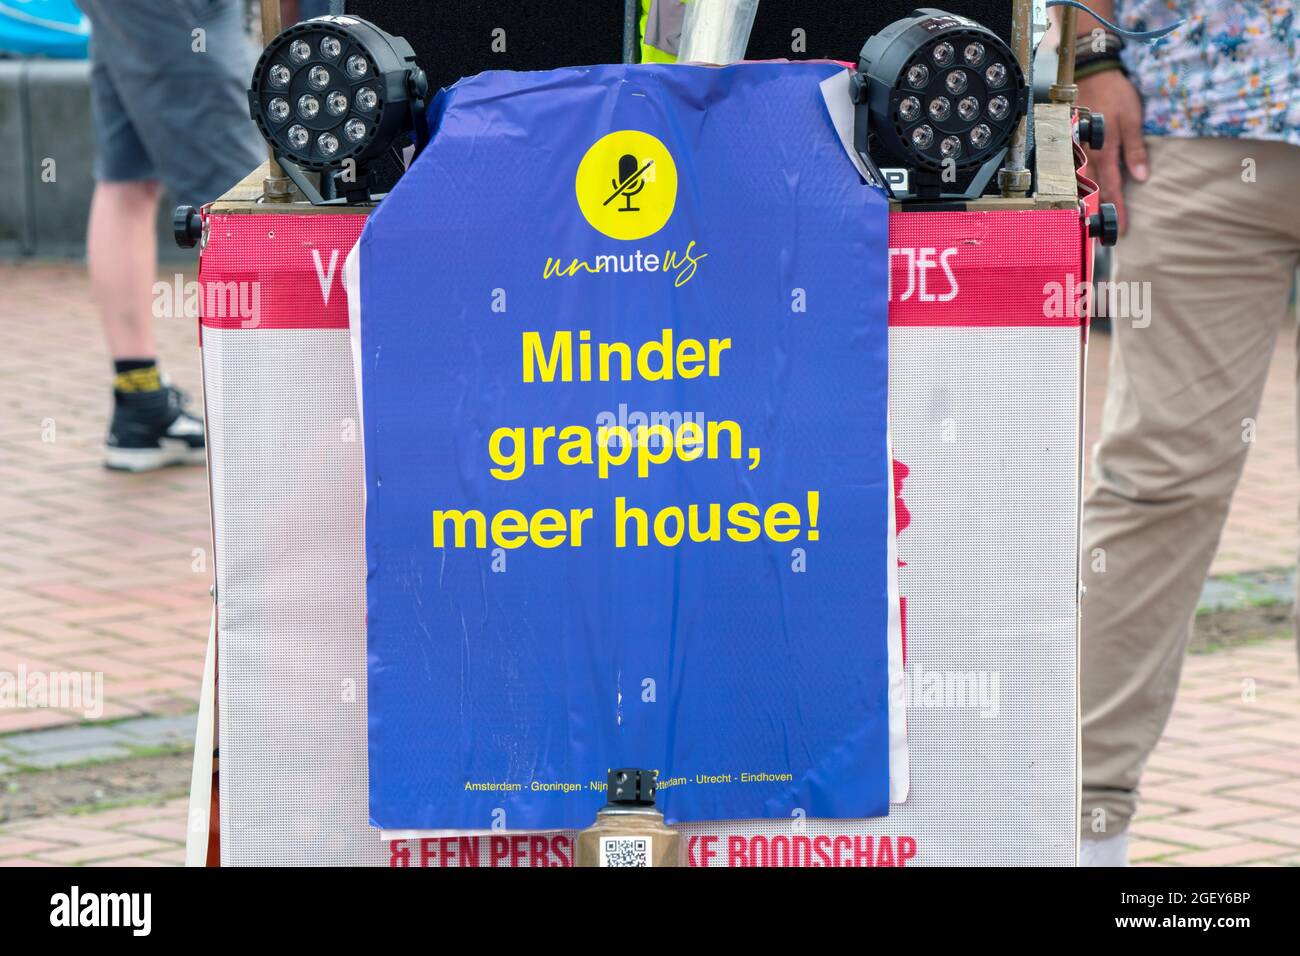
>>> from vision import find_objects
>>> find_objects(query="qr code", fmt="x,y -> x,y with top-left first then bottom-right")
599,836 -> 651,867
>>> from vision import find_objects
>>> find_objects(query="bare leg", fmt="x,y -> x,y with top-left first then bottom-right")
87,179 -> 162,359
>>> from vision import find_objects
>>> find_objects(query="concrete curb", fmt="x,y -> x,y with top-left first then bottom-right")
0,58 -> 187,261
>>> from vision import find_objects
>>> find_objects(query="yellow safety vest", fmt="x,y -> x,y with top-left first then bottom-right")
640,0 -> 687,63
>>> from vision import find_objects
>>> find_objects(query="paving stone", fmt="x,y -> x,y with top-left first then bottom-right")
109,713 -> 197,744
31,836 -> 176,866
7,743 -> 133,769
0,724 -> 134,755
1167,842 -> 1292,867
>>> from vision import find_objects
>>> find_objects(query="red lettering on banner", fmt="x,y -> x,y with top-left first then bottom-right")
459,836 -> 480,866
711,833 -> 919,867
552,835 -> 573,867
689,835 -> 718,866
390,834 -> 572,867
813,835 -> 832,866
853,835 -> 874,866
877,835 -> 895,866
391,832 -> 913,867
893,459 -> 912,538
898,835 -> 917,865
887,209 -> 1085,328
529,835 -> 550,866
489,836 -> 509,866
728,835 -> 750,866
832,835 -> 852,866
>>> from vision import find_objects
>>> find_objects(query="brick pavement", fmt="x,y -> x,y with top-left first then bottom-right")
1129,637 -> 1300,866
0,263 -> 211,734
0,798 -> 187,867
0,262 -> 1295,865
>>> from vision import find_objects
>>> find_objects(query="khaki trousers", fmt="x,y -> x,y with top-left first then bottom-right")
1080,136 -> 1300,837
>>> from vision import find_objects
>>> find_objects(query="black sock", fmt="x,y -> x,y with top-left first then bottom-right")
113,359 -> 162,392
113,359 -> 168,416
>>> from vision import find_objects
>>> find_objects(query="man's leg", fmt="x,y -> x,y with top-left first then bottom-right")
79,39 -> 206,471
77,0 -> 261,470
86,179 -> 161,361
1080,137 -> 1300,855
86,0 -> 263,212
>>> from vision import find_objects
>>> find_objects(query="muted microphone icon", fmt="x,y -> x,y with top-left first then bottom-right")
611,153 -> 647,212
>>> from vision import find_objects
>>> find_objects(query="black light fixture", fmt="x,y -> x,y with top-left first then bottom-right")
247,15 -> 430,204
851,8 -> 1028,200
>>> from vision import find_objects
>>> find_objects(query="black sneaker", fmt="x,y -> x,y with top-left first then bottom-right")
104,384 -> 206,472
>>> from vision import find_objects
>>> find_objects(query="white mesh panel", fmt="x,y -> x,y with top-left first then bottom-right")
206,327 -> 385,866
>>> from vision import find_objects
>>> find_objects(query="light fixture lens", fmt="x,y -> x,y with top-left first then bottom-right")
250,14 -> 432,188
855,11 -> 1028,176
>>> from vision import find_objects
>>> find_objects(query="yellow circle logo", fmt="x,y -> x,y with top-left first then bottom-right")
575,130 -> 678,241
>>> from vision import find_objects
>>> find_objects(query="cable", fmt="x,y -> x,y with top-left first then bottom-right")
1046,0 -> 1184,42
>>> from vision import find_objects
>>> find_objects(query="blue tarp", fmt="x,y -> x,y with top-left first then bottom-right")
360,62 -> 891,831
0,1 -> 88,58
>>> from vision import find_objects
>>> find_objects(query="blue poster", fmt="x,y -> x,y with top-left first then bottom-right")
360,62 -> 891,831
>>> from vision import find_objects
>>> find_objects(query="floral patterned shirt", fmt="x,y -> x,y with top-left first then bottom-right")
1117,2 -> 1299,143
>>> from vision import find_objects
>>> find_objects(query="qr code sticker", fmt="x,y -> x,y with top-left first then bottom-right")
599,836 -> 652,867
